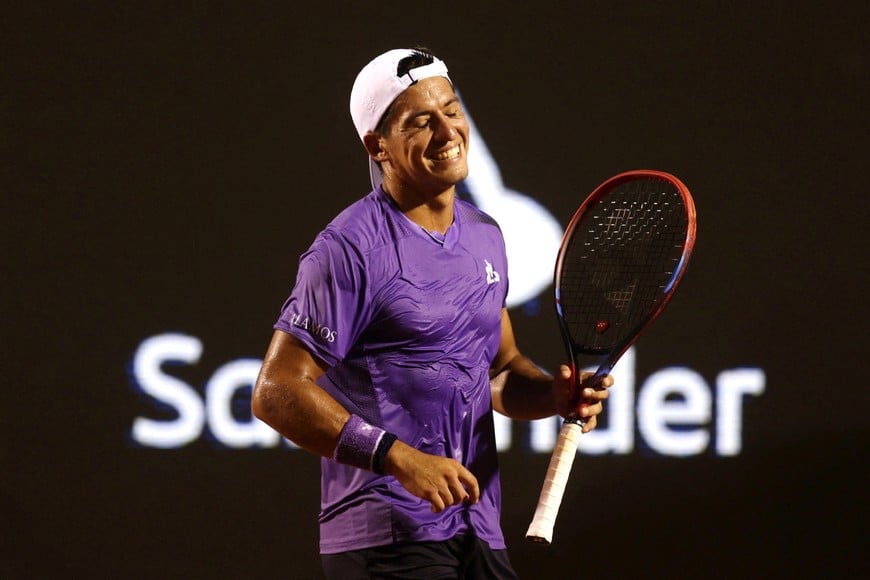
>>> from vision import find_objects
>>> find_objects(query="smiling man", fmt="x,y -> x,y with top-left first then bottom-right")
252,47 -> 612,579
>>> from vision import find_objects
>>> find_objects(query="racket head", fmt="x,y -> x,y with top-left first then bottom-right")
555,169 -> 697,385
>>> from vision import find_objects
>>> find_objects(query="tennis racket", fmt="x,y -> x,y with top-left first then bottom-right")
525,169 -> 697,544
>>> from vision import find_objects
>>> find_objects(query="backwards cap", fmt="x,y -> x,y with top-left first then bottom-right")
349,48 -> 451,188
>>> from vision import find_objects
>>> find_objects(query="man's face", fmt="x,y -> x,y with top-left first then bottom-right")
377,76 -> 470,195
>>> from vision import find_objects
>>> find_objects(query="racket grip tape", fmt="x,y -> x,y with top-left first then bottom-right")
525,420 -> 583,544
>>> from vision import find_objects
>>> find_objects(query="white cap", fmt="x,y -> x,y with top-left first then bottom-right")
349,48 -> 451,188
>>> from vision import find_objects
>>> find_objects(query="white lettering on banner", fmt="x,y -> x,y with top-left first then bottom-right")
131,334 -> 204,448
130,333 -> 296,449
637,367 -> 712,456
205,359 -> 282,448
527,349 -> 766,456
129,334 -> 764,454
715,368 -> 766,456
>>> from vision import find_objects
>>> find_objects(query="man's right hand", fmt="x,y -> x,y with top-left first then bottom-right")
383,441 -> 480,513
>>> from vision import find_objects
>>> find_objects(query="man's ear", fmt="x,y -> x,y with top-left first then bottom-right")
362,132 -> 387,162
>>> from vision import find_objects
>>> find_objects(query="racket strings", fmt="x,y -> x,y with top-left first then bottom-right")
559,179 -> 689,352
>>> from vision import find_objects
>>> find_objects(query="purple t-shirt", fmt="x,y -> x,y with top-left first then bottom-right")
275,186 -> 509,554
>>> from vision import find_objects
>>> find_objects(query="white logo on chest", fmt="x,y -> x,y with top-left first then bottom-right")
484,259 -> 501,285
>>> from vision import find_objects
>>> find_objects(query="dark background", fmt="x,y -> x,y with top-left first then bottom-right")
3,2 -> 867,578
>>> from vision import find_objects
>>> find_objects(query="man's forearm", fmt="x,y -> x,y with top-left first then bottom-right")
490,354 -> 557,420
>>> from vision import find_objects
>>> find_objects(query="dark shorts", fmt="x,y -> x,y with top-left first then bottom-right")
321,534 -> 519,579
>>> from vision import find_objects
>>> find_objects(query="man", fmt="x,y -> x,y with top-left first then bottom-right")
252,47 -> 613,579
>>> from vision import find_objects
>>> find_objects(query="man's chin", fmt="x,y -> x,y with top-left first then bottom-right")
439,165 -> 469,187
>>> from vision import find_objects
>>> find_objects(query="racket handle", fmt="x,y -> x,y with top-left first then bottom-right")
525,420 -> 583,545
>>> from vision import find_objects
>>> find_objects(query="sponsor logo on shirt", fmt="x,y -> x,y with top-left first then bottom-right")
484,259 -> 501,285
289,312 -> 337,343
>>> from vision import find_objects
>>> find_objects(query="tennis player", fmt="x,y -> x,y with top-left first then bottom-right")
252,47 -> 613,579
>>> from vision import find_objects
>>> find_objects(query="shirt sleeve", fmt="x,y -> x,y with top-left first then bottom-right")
274,232 -> 372,366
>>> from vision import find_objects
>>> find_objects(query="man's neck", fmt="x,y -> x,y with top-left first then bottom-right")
385,184 -> 455,234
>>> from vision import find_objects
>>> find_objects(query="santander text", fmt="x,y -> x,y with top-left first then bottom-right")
130,333 -> 764,455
